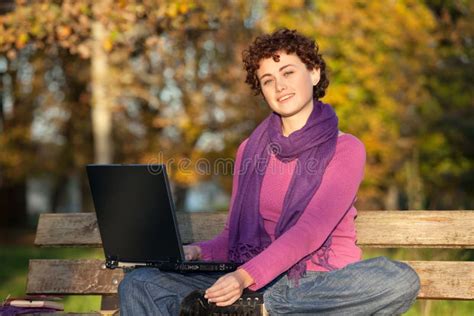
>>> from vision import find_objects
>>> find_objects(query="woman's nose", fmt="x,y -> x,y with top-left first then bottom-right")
276,79 -> 287,92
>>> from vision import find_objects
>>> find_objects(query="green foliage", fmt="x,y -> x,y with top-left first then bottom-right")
419,0 -> 474,209
0,0 -> 472,215
262,0 -> 442,209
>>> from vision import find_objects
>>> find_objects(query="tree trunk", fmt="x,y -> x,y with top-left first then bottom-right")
384,183 -> 400,210
0,76 -> 4,133
81,172 -> 95,212
51,174 -> 68,213
0,58 -> 28,227
0,181 -> 27,228
173,185 -> 188,212
406,148 -> 424,210
91,1 -> 113,164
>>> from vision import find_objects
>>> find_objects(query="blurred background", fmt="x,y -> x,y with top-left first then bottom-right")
0,0 -> 472,314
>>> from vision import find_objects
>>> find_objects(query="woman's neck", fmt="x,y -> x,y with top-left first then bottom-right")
281,102 -> 314,137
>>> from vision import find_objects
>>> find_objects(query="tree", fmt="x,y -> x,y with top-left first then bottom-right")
263,0 -> 438,209
0,0 -> 266,223
420,0 -> 474,209
0,0 -> 225,223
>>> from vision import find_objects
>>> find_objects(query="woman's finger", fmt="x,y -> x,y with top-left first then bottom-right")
206,275 -> 235,294
206,281 -> 238,299
215,295 -> 240,307
209,288 -> 240,303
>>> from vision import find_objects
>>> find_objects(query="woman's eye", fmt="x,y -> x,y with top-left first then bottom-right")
263,79 -> 272,86
284,71 -> 293,76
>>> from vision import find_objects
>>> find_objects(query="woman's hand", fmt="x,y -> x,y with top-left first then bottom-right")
204,269 -> 255,306
183,245 -> 202,261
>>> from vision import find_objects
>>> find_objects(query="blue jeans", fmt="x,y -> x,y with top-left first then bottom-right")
118,256 -> 420,315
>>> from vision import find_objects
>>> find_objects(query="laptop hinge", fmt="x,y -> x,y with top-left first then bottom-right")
105,256 -> 119,269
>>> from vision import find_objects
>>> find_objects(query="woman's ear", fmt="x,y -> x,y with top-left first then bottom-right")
311,68 -> 321,86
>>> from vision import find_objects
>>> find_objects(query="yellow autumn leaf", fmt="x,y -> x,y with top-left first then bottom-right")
119,0 -> 127,9
56,25 -> 72,40
102,38 -> 113,52
166,3 -> 180,17
178,3 -> 189,14
15,33 -> 29,49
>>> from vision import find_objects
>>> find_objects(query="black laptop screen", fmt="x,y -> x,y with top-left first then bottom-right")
87,164 -> 184,264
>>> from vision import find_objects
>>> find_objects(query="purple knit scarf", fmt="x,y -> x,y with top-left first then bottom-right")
228,99 -> 339,286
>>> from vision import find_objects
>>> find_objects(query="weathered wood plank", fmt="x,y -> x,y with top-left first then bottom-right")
407,261 -> 474,300
26,259 -> 474,300
356,211 -> 474,248
35,211 -> 474,248
35,213 -> 103,247
34,212 -> 228,246
27,259 -> 124,295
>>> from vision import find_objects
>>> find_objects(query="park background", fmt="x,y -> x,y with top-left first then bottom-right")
0,0 -> 472,315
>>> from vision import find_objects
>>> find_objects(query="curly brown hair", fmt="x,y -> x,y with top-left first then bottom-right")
242,28 -> 329,99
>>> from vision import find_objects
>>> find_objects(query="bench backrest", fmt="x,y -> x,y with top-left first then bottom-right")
27,211 -> 474,300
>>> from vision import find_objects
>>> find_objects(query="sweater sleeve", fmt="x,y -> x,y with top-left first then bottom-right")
191,139 -> 249,261
240,136 -> 366,290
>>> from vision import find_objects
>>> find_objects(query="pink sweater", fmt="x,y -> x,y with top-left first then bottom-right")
194,133 -> 365,291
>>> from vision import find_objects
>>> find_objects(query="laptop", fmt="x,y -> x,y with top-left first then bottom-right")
86,164 -> 239,273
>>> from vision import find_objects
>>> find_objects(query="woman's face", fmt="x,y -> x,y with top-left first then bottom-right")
257,52 -> 320,119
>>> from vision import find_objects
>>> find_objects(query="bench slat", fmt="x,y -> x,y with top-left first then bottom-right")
26,259 -> 474,300
356,211 -> 474,248
408,261 -> 474,300
35,211 -> 474,248
34,212 -> 228,247
35,213 -> 103,247
27,259 -> 124,295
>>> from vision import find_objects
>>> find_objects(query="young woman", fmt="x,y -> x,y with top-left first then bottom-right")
119,28 -> 420,315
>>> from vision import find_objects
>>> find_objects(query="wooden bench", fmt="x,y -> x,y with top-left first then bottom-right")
27,210 -> 474,314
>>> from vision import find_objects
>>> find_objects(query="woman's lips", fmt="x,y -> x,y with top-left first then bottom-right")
278,94 -> 294,103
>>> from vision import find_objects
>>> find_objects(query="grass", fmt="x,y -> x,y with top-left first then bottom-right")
1,246 -> 473,314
